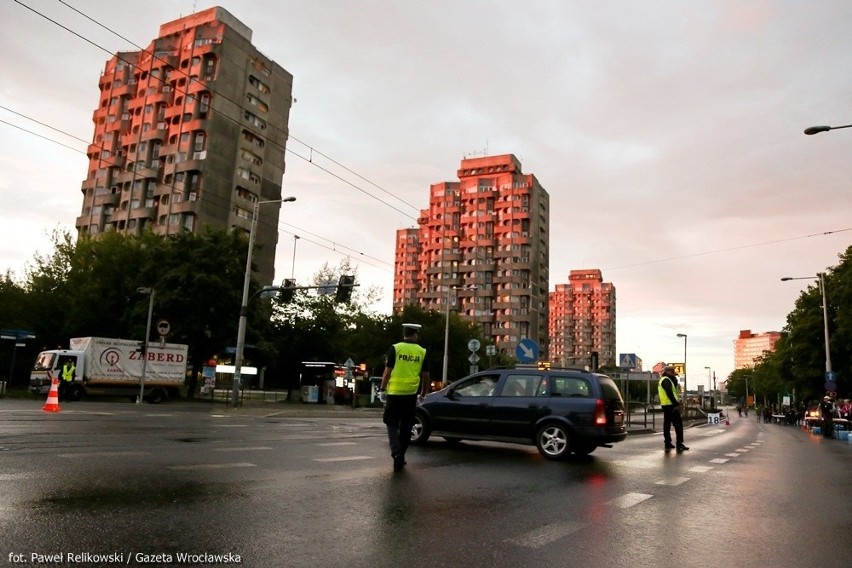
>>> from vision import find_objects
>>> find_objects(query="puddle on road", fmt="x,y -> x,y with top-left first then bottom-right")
34,480 -> 245,511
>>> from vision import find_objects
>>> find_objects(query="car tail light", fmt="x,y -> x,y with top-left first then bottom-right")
594,398 -> 607,425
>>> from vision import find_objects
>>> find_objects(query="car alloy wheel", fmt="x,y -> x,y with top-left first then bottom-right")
536,423 -> 570,459
410,414 -> 431,444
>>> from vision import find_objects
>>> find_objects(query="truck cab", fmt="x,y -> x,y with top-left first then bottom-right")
30,349 -> 85,400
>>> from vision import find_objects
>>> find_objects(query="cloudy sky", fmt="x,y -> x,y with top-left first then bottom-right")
2,0 -> 851,388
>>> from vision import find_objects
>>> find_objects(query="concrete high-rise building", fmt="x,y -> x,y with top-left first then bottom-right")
548,269 -> 616,369
734,329 -> 781,369
393,154 -> 550,357
76,7 -> 293,284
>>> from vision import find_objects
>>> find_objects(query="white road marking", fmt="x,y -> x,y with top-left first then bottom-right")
656,477 -> 690,486
710,458 -> 729,464
688,465 -> 714,473
316,442 -> 359,447
168,462 -> 256,470
609,493 -> 653,509
505,521 -> 588,548
213,446 -> 273,452
735,448 -> 750,452
313,456 -> 373,463
0,473 -> 32,480
58,451 -> 148,458
725,453 -> 741,457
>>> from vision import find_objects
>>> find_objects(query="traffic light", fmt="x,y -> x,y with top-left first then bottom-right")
279,279 -> 296,303
335,275 -> 355,303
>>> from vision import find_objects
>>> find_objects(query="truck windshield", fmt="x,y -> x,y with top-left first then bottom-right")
33,352 -> 56,371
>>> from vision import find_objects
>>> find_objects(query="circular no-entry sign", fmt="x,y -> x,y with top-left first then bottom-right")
156,319 -> 171,337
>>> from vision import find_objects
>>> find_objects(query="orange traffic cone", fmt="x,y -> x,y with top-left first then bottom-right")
42,376 -> 61,413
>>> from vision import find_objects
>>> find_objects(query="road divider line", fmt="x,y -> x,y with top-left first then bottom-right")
608,492 -> 653,509
213,446 -> 273,452
709,458 -> 729,464
688,465 -> 714,473
58,451 -> 148,458
505,521 -> 588,548
168,462 -> 256,470
655,477 -> 690,486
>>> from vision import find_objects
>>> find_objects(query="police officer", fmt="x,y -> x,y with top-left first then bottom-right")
379,323 -> 429,471
60,359 -> 76,402
658,365 -> 688,451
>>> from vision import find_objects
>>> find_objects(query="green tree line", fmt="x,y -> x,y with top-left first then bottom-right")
0,229 -> 505,393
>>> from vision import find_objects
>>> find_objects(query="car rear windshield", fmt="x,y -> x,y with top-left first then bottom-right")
598,377 -> 624,403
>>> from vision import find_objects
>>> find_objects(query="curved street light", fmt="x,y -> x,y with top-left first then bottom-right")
781,273 -> 833,387
804,124 -> 852,135
233,196 -> 297,407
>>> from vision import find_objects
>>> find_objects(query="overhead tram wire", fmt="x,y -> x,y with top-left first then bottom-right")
5,109 -> 849,281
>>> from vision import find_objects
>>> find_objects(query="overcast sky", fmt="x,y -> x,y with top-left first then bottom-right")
2,0 -> 851,387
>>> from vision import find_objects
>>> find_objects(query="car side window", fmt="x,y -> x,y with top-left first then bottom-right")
550,377 -> 591,397
500,374 -> 547,397
454,374 -> 499,397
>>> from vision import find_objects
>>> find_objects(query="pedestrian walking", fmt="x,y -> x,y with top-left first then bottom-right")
379,323 -> 429,471
658,365 -> 688,452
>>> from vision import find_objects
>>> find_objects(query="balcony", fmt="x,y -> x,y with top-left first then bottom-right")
128,206 -> 157,221
171,199 -> 200,214
93,192 -> 119,208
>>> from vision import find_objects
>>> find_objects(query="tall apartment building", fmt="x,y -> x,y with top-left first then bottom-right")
734,329 -> 781,369
76,7 -> 292,284
393,154 -> 550,357
548,269 -> 616,369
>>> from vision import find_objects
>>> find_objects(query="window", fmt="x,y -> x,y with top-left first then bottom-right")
550,377 -> 591,398
453,374 -> 500,397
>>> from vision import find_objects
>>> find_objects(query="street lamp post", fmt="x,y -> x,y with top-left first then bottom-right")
705,366 -> 711,410
781,273 -> 833,385
804,124 -> 852,135
677,333 -> 687,408
442,285 -> 476,386
137,287 -> 155,404
233,196 -> 296,407
291,235 -> 300,279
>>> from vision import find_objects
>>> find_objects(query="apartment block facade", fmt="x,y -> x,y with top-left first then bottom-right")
734,329 -> 781,369
393,154 -> 550,357
76,7 -> 292,284
548,269 -> 616,369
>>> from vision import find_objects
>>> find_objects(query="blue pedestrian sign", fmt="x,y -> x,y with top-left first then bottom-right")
515,339 -> 539,364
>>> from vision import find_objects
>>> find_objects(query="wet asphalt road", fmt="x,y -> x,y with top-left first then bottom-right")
1,399 -> 851,568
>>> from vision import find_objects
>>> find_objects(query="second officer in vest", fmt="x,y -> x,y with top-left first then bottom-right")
380,323 -> 429,471
658,365 -> 689,451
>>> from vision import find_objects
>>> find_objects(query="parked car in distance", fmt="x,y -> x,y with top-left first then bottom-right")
411,366 -> 627,459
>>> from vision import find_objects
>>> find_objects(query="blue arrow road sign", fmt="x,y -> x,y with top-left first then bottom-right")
515,339 -> 539,364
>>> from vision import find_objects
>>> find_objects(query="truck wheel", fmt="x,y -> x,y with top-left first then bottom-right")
146,389 -> 167,404
68,385 -> 83,401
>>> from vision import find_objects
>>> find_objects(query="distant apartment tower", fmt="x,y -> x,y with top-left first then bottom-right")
393,154 -> 550,356
734,329 -> 781,369
548,269 -> 616,369
75,7 -> 293,284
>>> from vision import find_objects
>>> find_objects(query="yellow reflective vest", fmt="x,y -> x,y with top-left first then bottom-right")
62,363 -> 75,382
658,375 -> 679,406
387,341 -> 426,395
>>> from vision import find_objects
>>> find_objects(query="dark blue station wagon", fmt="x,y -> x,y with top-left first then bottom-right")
411,367 -> 627,459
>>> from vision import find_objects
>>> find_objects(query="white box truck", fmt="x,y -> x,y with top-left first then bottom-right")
29,337 -> 188,403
